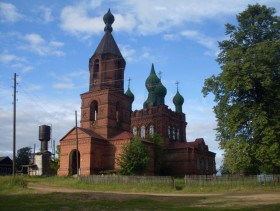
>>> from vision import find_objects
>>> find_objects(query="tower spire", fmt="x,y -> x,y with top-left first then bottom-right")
103,9 -> 115,32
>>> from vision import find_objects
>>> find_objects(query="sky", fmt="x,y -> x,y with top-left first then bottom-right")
1,0 -> 280,171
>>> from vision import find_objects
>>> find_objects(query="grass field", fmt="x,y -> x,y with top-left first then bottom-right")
1,176 -> 280,210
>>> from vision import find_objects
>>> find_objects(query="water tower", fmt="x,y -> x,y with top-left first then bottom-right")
29,125 -> 55,176
39,125 -> 51,152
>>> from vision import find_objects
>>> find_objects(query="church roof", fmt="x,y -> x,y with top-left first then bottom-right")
91,9 -> 123,59
79,127 -> 106,140
92,32 -> 123,58
59,127 -> 106,142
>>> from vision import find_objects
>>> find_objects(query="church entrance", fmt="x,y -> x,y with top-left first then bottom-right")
69,150 -> 80,175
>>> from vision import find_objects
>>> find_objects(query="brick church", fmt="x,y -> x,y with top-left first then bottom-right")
58,9 -> 216,176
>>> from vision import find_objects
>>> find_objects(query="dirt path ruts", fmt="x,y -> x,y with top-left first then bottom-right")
28,183 -> 280,202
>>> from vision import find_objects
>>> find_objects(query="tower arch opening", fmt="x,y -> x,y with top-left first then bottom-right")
90,100 -> 98,122
93,59 -> 99,79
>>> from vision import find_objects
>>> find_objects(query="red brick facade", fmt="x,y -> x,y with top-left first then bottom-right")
58,10 -> 215,177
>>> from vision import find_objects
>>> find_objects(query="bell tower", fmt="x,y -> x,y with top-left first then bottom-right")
89,9 -> 125,92
80,9 -> 131,139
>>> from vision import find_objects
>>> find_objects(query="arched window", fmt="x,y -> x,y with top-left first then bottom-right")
116,102 -> 120,123
168,126 -> 171,139
93,59 -> 99,79
90,100 -> 98,121
177,128 -> 180,140
141,125 -> 146,138
172,127 -> 176,140
149,124 -> 155,135
133,127 -> 137,136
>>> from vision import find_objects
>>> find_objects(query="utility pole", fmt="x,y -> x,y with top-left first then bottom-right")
12,73 -> 17,176
75,110 -> 79,176
33,144 -> 36,163
53,139 -> 55,160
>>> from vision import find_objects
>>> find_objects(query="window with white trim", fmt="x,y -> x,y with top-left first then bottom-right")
133,127 -> 137,136
141,126 -> 146,138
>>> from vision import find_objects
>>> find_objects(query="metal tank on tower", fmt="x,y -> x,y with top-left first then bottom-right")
39,125 -> 51,151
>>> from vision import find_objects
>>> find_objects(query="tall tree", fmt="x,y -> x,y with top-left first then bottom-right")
118,137 -> 150,175
202,4 -> 280,174
16,147 -> 32,173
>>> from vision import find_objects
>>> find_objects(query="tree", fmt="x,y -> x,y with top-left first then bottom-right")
118,137 -> 150,175
50,145 -> 60,172
16,147 -> 32,173
202,4 -> 280,174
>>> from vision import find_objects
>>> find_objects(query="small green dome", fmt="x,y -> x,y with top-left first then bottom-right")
125,87 -> 134,103
145,64 -> 160,92
173,90 -> 184,106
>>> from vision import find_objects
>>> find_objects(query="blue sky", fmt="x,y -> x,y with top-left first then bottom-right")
1,0 -> 279,170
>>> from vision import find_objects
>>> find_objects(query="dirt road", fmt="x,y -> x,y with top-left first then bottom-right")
28,183 -> 280,207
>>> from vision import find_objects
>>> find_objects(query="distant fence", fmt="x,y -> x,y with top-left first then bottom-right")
183,174 -> 280,186
78,174 -> 280,188
79,175 -> 174,187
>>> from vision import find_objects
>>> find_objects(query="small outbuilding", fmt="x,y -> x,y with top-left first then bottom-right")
0,156 -> 13,175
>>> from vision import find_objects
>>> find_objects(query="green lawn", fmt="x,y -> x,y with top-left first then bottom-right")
1,176 -> 280,210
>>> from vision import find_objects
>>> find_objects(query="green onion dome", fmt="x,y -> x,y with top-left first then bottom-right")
155,80 -> 167,105
173,90 -> 184,105
145,64 -> 160,92
173,90 -> 184,113
144,91 -> 156,108
125,87 -> 134,103
155,81 -> 167,98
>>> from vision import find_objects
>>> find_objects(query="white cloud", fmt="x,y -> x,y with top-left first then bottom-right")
162,34 -> 180,41
25,33 -> 44,45
39,6 -> 54,23
0,2 -> 22,23
181,30 -> 219,56
51,70 -> 88,90
50,41 -> 64,47
22,66 -> 33,73
58,0 -> 271,38
53,83 -> 75,89
60,1 -> 137,38
121,0 -> 280,35
60,5 -> 103,38
119,45 -> 136,61
113,13 -> 136,33
19,33 -> 65,56
181,30 -> 216,49
0,53 -> 25,64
